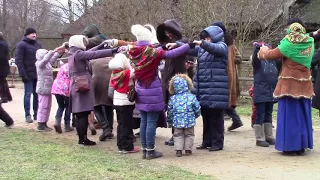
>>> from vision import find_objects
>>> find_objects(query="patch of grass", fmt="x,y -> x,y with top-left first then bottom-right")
0,128 -> 212,180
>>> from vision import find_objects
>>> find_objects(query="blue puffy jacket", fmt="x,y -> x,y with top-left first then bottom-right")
188,26 -> 229,109
252,47 -> 279,104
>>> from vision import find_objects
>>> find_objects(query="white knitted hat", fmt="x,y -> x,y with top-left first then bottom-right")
109,53 -> 130,70
68,35 -> 87,50
131,24 -> 152,42
36,49 -> 48,61
144,24 -> 159,44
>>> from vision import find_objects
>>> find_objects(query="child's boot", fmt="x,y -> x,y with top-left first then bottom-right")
176,150 -> 182,157
185,150 -> 192,156
37,122 -> 49,132
254,124 -> 269,147
264,123 -> 275,145
54,118 -> 62,133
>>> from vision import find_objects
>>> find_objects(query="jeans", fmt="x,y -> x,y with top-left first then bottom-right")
201,108 -> 224,149
225,107 -> 241,123
140,111 -> 159,149
24,79 -> 38,118
255,102 -> 274,125
55,95 -> 70,126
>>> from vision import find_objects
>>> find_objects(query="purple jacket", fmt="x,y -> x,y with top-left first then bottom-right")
68,44 -> 113,113
134,41 -> 190,112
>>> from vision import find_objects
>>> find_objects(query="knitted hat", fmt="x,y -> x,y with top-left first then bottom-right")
131,24 -> 152,42
24,28 -> 37,36
211,21 -> 226,32
109,53 -> 130,70
36,49 -> 48,61
144,24 -> 159,44
68,35 -> 87,50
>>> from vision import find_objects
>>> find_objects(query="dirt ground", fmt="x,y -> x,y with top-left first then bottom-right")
2,87 -> 320,180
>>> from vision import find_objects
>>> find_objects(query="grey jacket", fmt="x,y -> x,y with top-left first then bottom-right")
35,51 -> 61,95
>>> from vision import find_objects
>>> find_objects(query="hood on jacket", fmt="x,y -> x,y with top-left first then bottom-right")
36,49 -> 49,61
109,53 -> 131,70
82,24 -> 100,38
22,36 -> 37,44
211,21 -> 226,32
202,26 -> 224,43
157,19 -> 183,43
169,74 -> 193,95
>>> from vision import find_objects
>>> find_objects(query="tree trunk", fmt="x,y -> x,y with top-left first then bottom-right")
68,0 -> 74,23
84,0 -> 88,13
2,0 -> 7,29
23,0 -> 29,30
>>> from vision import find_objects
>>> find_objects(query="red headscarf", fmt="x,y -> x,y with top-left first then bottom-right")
129,45 -> 165,87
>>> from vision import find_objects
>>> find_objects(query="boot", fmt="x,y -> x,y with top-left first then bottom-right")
176,150 -> 182,157
54,118 -> 62,133
185,150 -> 192,156
264,123 -> 275,145
37,122 -> 50,132
253,124 -> 269,147
65,125 -> 74,132
44,122 -> 53,131
83,135 -> 96,146
164,136 -> 174,146
4,118 -> 14,128
142,148 -> 147,159
146,147 -> 163,160
228,120 -> 244,131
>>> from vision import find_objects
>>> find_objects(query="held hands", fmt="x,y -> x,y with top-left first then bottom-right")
117,46 -> 129,53
257,45 -> 269,59
103,39 -> 118,48
193,40 -> 202,46
166,43 -> 177,50
54,43 -> 67,53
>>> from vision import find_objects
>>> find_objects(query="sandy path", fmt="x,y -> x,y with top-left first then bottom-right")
2,87 -> 320,180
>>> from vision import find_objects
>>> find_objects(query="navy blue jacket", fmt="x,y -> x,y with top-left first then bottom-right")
252,47 -> 279,104
189,26 -> 229,109
0,39 -> 10,77
15,36 -> 42,80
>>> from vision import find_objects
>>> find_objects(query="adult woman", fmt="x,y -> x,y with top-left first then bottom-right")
68,35 -> 118,146
127,24 -> 191,159
258,22 -> 314,155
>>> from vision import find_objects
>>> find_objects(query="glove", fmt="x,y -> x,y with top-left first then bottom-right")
103,39 -> 118,48
22,76 -> 30,83
111,47 -> 119,54
117,46 -> 129,53
188,42 -> 196,49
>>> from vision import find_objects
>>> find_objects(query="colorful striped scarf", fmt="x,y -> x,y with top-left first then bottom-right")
129,45 -> 165,87
110,69 -> 131,93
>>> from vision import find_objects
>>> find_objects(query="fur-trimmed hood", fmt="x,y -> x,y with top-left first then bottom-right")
169,74 -> 193,95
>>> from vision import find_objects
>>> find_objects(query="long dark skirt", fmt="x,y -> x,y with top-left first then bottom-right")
275,97 -> 313,151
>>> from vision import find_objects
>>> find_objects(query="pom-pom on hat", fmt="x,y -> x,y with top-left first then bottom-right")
131,24 -> 152,42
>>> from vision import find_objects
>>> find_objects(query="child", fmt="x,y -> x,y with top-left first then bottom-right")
35,44 -> 65,131
252,42 -> 278,147
167,74 -> 200,157
109,53 -> 139,154
51,61 -> 74,133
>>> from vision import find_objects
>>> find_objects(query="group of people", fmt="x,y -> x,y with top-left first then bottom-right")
0,17 -> 317,159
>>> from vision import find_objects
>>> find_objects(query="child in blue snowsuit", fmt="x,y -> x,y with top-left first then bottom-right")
167,74 -> 200,157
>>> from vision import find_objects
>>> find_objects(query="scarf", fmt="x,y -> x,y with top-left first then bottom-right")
278,23 -> 314,68
129,45 -> 165,86
110,69 -> 131,93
